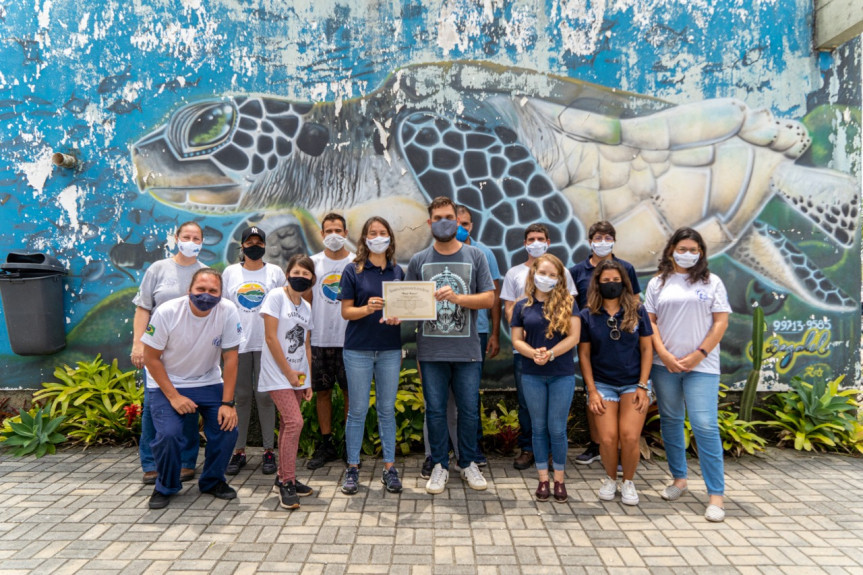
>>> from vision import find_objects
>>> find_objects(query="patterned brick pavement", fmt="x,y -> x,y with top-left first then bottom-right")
0,447 -> 861,574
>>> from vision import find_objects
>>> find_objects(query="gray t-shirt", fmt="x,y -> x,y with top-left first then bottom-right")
132,258 -> 207,311
406,244 -> 495,362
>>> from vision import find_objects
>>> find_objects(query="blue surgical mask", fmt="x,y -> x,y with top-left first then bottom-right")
431,218 -> 458,242
455,225 -> 469,242
190,293 -> 220,312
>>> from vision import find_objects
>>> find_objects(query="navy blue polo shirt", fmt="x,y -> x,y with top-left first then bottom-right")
569,255 -> 641,308
578,305 -> 653,386
511,298 -> 579,377
338,260 -> 405,351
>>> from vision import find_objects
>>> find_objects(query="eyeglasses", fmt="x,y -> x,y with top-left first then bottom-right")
606,316 -> 621,341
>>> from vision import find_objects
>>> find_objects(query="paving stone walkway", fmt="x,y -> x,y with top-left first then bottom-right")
0,446 -> 861,574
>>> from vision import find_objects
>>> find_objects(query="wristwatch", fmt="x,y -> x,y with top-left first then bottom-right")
221,400 -> 236,408
548,350 -> 555,362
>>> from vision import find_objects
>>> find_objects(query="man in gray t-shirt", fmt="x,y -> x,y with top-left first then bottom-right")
406,197 -> 494,495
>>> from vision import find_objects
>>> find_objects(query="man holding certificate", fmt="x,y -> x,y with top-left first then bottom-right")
406,196 -> 496,495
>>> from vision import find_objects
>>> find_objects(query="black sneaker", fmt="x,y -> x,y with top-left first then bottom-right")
226,452 -> 247,475
381,467 -> 403,493
279,480 -> 300,510
420,456 -> 434,479
575,443 -> 601,465
307,441 -> 338,470
148,490 -> 171,509
201,480 -> 237,500
262,451 -> 277,475
273,477 -> 314,497
341,466 -> 360,495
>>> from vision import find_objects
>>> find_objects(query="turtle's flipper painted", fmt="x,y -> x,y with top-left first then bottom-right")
730,221 -> 855,311
397,111 -> 585,269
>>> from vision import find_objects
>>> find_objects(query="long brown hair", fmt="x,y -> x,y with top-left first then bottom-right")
354,216 -> 396,273
524,254 -> 573,339
586,259 -> 640,332
656,227 -> 710,286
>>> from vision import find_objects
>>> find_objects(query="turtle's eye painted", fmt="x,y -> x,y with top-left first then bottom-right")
189,105 -> 235,147
170,101 -> 238,158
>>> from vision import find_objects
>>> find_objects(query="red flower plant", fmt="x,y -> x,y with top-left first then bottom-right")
124,404 -> 141,428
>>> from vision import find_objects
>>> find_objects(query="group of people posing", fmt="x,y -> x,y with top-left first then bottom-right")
131,195 -> 730,523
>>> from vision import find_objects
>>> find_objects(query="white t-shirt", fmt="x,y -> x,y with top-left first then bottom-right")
132,258 -> 207,311
140,296 -> 244,389
222,262 -> 286,353
258,288 -> 314,392
309,251 -> 354,347
500,262 -> 577,355
643,273 -> 731,375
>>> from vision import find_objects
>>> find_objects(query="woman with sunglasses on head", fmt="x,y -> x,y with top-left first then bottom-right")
510,254 -> 580,503
578,259 -> 653,506
338,216 -> 405,495
644,227 -> 730,522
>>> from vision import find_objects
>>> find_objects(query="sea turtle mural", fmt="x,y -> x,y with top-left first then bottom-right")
132,61 -> 859,312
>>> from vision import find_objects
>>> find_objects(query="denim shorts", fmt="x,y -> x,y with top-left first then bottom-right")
592,381 -> 654,403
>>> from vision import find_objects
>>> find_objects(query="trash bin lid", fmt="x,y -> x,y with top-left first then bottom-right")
1,251 -> 67,274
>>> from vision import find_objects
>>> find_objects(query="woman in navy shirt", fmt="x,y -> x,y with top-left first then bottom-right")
578,259 -> 653,507
338,216 -> 404,495
510,254 -> 580,503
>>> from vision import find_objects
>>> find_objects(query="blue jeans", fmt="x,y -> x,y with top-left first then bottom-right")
477,332 -> 488,446
513,354 -> 532,451
651,364 -> 725,496
521,374 -> 575,471
420,360 -> 482,469
140,372 -> 200,472
148,384 -> 238,495
343,349 -> 402,466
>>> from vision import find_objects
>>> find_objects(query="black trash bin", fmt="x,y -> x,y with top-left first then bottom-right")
0,251 -> 67,355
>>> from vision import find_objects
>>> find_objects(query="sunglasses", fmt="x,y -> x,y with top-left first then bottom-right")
606,316 -> 621,341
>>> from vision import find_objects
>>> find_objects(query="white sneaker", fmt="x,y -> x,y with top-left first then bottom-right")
598,476 -> 618,501
425,463 -> 449,494
620,480 -> 639,506
460,462 -> 488,491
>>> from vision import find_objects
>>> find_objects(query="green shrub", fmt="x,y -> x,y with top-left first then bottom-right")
759,375 -> 862,453
0,406 -> 66,457
33,355 -> 142,447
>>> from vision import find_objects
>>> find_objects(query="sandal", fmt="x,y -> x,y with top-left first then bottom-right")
705,504 -> 726,522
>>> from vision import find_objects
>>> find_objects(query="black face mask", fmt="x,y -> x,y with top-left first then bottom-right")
288,276 -> 313,292
242,245 -> 266,261
598,281 -> 624,300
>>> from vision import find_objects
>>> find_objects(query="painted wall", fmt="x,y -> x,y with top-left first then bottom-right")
0,0 -> 860,389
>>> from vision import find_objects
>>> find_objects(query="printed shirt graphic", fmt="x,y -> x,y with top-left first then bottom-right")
258,288 -> 314,392
222,263 -> 286,353
310,252 -> 355,347
140,296 -> 244,389
406,244 -> 494,362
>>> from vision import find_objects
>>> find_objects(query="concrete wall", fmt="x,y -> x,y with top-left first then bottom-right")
0,0 -> 860,390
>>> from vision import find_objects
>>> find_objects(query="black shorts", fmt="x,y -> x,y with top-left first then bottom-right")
310,346 -> 348,392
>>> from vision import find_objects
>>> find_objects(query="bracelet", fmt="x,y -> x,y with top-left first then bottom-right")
698,347 -> 709,357
636,382 -> 649,390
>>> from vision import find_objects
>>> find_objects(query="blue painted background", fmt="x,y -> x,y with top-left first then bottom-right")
0,0 -> 859,388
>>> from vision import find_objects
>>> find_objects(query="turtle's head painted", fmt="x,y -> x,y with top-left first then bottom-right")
132,96 -> 329,213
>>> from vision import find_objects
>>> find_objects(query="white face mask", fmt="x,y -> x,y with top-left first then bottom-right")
365,236 -> 390,254
323,233 -> 347,252
177,240 -> 201,258
533,274 -> 558,293
525,240 -> 548,258
673,251 -> 700,269
592,241 -> 614,258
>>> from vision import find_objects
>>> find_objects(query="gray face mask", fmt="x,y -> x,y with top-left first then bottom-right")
431,218 -> 458,242
323,233 -> 347,252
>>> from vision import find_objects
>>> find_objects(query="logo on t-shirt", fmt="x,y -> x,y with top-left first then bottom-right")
284,324 -> 305,353
145,324 -> 155,336
320,273 -> 342,303
237,322 -> 243,335
424,263 -> 470,337
212,336 -> 222,347
695,289 -> 709,302
236,282 -> 266,311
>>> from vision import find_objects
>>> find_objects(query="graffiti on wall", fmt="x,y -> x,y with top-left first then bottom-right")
0,1 -> 859,389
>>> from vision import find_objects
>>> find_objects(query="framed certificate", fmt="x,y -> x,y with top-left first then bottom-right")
382,281 -> 437,321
